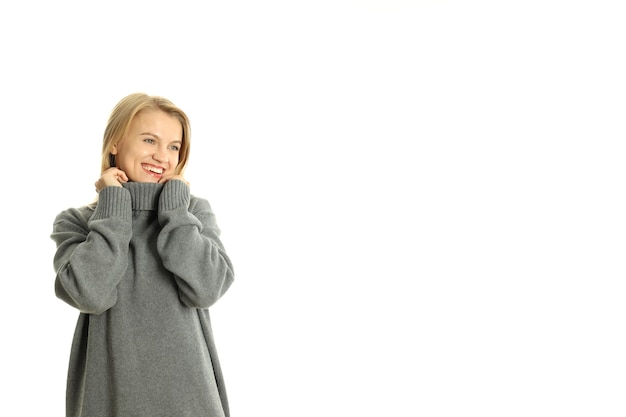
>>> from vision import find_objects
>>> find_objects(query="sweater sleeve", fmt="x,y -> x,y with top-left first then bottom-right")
51,186 -> 133,314
157,179 -> 234,308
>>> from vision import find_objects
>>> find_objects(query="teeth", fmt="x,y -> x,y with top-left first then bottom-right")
143,165 -> 163,174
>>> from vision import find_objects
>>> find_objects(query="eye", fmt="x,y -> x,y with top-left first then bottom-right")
143,138 -> 156,144
169,144 -> 181,152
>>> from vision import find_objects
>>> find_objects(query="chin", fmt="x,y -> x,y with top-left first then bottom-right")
136,174 -> 161,183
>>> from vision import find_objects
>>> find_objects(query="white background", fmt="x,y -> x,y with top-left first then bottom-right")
1,0 -> 625,415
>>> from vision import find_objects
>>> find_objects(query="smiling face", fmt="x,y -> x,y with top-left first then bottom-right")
111,109 -> 183,182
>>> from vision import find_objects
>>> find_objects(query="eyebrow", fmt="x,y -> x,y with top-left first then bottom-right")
140,132 -> 182,144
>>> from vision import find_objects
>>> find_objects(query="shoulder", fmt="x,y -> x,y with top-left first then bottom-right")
53,205 -> 95,230
189,195 -> 214,215
188,195 -> 221,232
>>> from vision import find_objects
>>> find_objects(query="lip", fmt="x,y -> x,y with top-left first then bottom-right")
141,163 -> 166,179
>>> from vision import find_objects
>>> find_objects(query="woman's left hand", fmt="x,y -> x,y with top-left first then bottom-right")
159,174 -> 190,186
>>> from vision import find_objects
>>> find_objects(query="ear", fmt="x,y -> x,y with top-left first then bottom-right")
111,144 -> 118,155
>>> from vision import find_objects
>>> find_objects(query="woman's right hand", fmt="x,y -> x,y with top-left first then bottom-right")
95,168 -> 129,192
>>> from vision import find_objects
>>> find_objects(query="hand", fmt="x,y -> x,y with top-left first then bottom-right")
159,174 -> 190,186
95,168 -> 129,192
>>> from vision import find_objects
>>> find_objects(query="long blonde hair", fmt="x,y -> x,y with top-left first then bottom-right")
101,93 -> 191,175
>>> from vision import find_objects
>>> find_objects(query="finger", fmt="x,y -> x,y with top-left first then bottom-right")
158,174 -> 174,184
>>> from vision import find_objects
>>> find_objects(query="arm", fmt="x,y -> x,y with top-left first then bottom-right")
51,187 -> 133,314
157,180 -> 234,308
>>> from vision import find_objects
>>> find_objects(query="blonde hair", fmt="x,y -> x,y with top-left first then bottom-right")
101,93 -> 191,175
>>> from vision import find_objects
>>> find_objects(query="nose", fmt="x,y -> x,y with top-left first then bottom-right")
153,146 -> 168,163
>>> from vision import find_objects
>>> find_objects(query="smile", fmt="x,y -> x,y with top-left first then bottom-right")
142,164 -> 164,177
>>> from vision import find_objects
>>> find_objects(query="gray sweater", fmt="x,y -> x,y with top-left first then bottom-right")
51,180 -> 234,417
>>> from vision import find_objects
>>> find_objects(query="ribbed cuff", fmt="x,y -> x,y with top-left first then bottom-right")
159,179 -> 190,211
91,186 -> 132,221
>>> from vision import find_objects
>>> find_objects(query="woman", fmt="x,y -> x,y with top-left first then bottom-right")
51,93 -> 235,417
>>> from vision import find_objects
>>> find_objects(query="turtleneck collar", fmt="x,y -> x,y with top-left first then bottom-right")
122,182 -> 164,210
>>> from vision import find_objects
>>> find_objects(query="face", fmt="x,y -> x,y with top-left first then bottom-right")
112,109 -> 183,182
